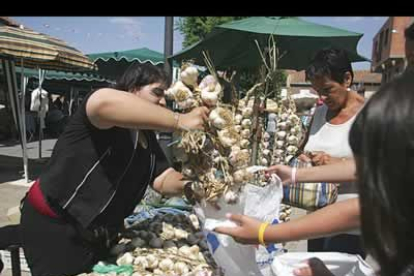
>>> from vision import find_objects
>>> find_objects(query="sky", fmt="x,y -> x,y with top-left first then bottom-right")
12,16 -> 388,70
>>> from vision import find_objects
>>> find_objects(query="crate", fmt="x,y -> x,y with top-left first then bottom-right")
0,249 -> 30,272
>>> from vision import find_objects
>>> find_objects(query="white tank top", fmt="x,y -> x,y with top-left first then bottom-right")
304,104 -> 357,158
304,104 -> 360,235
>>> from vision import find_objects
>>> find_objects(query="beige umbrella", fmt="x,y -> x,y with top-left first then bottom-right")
0,17 -> 96,182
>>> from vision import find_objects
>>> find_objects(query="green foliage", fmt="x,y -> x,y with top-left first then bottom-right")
176,17 -> 248,48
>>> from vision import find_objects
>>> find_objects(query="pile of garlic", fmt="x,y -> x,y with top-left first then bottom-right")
166,62 -> 260,205
271,97 -> 302,166
114,246 -> 212,276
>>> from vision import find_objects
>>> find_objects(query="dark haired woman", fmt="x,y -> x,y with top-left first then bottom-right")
297,48 -> 365,256
19,63 -> 209,276
294,66 -> 414,276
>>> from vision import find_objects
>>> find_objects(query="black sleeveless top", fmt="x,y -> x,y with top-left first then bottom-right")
39,90 -> 170,229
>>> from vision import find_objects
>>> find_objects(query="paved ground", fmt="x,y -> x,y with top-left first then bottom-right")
0,138 -> 56,276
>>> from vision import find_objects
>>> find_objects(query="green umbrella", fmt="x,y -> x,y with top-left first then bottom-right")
170,17 -> 369,70
88,47 -> 165,79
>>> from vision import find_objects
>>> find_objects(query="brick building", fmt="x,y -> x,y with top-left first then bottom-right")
371,17 -> 414,83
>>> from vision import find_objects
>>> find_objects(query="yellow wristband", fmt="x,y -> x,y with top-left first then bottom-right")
258,222 -> 270,246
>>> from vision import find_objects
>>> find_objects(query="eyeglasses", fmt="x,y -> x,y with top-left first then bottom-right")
151,87 -> 165,97
317,87 -> 332,97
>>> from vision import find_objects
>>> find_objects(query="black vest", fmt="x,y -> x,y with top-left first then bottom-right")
39,91 -> 170,229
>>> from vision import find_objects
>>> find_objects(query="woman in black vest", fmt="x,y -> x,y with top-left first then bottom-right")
19,63 -> 209,276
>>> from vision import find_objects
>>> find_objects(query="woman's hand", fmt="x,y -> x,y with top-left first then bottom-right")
298,153 -> 312,163
293,258 -> 334,276
178,106 -> 209,130
309,151 -> 332,166
214,214 -> 263,244
265,165 -> 292,185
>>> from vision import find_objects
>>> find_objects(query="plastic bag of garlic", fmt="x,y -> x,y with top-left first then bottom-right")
194,174 -> 285,276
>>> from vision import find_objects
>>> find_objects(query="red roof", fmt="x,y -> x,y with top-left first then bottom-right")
287,70 -> 382,85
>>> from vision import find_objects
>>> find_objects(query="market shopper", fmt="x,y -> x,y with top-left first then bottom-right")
297,48 -> 365,256
217,70 -> 414,276
19,63 -> 209,276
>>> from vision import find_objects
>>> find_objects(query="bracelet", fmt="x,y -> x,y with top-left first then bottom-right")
173,112 -> 180,130
258,222 -> 270,246
291,167 -> 297,184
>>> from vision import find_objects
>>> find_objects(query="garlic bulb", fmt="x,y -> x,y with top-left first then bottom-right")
152,269 -> 164,276
263,132 -> 271,141
261,158 -> 269,166
233,170 -> 246,183
201,89 -> 219,106
238,99 -> 246,110
234,114 -> 243,124
177,98 -> 196,110
287,135 -> 299,145
277,121 -> 288,130
116,252 -> 134,266
180,66 -> 198,88
209,107 -> 233,129
198,252 -> 206,263
218,127 -> 239,148
262,141 -> 270,149
174,262 -> 189,274
289,114 -> 300,124
224,190 -> 238,204
174,228 -> 189,240
145,254 -> 159,269
275,140 -> 285,148
280,113 -> 289,121
242,107 -> 253,118
199,75 -> 216,90
241,129 -> 251,139
276,131 -> 287,139
200,75 -> 221,106
132,256 -> 148,268
287,145 -> 298,155
159,258 -> 174,272
189,245 -> 200,255
234,125 -> 242,133
262,149 -> 271,156
178,245 -> 192,256
240,139 -> 250,149
231,145 -> 241,152
241,119 -> 252,128
290,125 -> 301,135
274,149 -> 284,157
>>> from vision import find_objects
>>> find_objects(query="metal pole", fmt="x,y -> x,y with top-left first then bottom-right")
160,16 -> 175,165
38,68 -> 44,159
164,16 -> 174,81
20,60 -> 29,182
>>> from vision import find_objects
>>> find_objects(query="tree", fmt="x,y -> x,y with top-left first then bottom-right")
176,17 -> 247,48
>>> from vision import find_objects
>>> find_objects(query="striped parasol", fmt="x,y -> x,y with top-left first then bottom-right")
0,25 -> 96,71
0,19 -> 96,182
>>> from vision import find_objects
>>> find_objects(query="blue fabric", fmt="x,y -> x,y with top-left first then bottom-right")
206,233 -> 220,253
